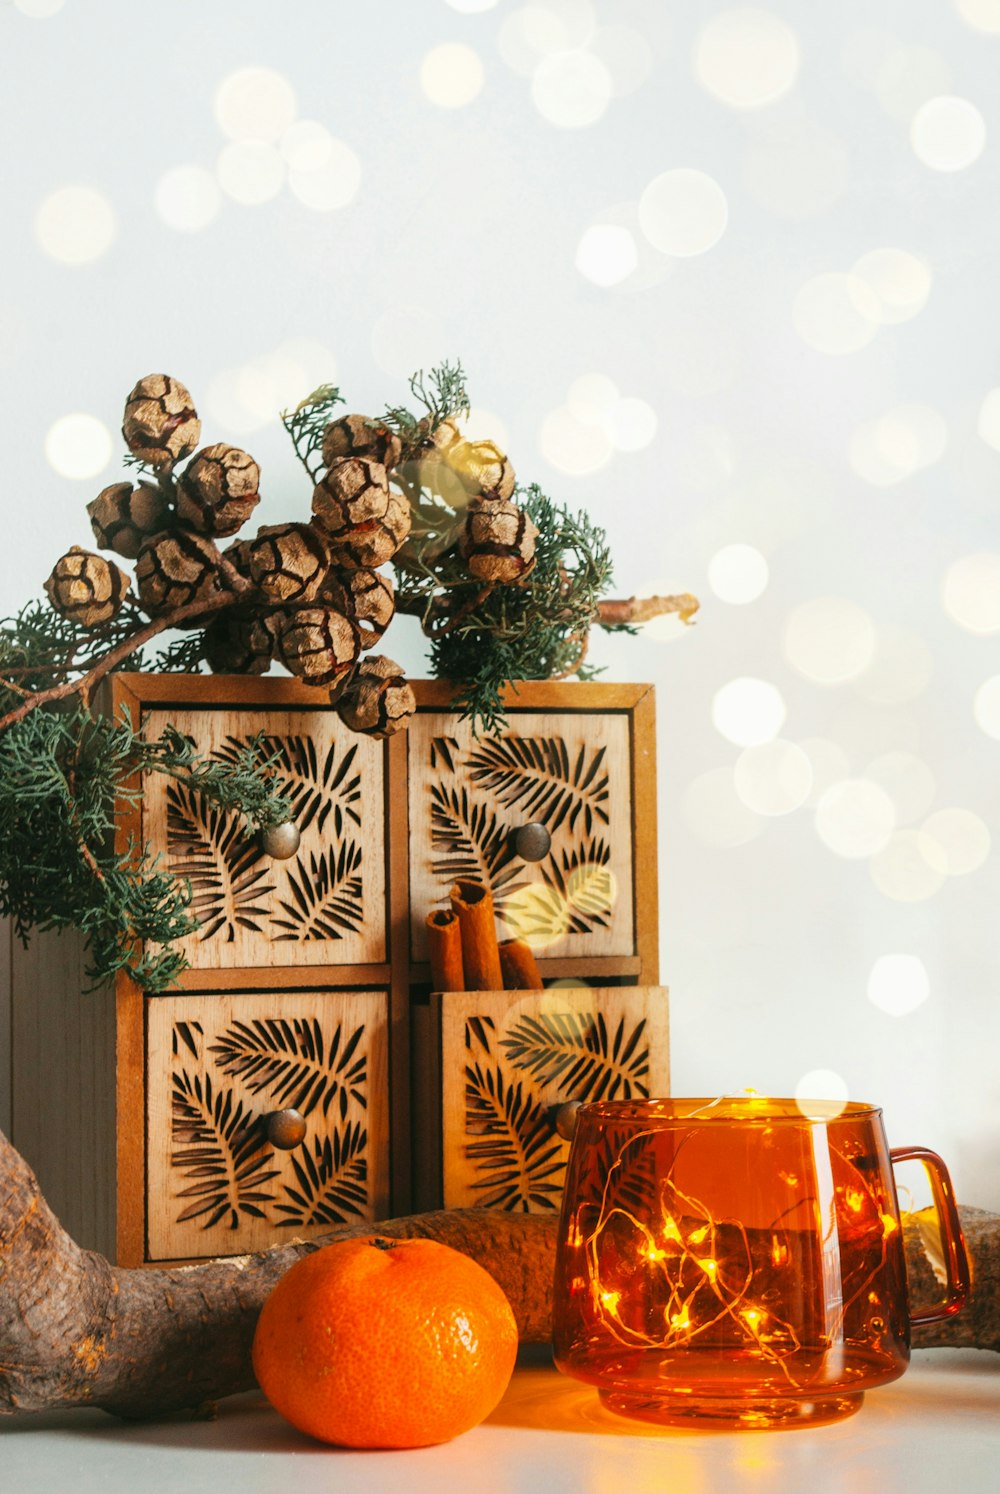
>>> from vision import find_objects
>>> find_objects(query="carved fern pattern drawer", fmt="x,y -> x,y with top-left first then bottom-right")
408,711 -> 636,963
143,707 -> 386,969
146,989 -> 390,1260
417,986 -> 669,1213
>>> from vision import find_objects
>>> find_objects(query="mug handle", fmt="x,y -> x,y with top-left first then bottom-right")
890,1145 -> 971,1324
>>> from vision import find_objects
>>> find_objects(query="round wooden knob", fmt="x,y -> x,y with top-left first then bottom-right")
260,820 -> 301,860
265,1108 -> 307,1149
552,1100 -> 581,1141
512,822 -> 551,862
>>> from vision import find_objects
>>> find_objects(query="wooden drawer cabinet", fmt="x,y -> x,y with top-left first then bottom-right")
146,989 -> 389,1261
408,711 -> 635,964
6,676 -> 660,1265
140,701 -> 387,975
412,986 -> 670,1213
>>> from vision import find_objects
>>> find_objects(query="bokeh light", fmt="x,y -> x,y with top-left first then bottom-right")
874,46 -> 953,122
793,273 -> 879,355
955,0 -> 1000,32
973,675 -> 1000,740
604,397 -> 657,451
712,677 -> 786,747
216,141 -> 285,204
155,166 -> 221,233
851,247 -> 932,324
910,95 -> 986,171
421,43 -> 485,108
849,403 -> 948,486
45,413 -> 113,480
795,1069 -> 850,1117
978,389 -> 1000,450
867,954 -> 931,1016
681,766 -> 763,847
870,831 -> 946,903
799,738 -> 852,806
942,553 -> 1000,633
783,597 -> 876,684
565,373 -> 618,425
287,140 -> 362,211
708,543 -> 769,604
215,67 -> 297,142
446,0 -> 500,11
206,339 -> 337,435
733,739 -> 813,816
638,169 -> 728,258
814,779 -> 895,858
538,405 -> 613,475
864,752 -> 936,825
590,25 -> 653,96
35,186 -> 115,265
854,625 -> 933,705
575,224 -> 639,287
920,808 -> 991,875
532,49 -> 612,127
693,8 -> 799,109
14,0 -> 64,16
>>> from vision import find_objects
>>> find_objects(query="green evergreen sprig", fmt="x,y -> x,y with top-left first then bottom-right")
395,485 -> 620,735
0,703 -> 291,991
281,383 -> 345,481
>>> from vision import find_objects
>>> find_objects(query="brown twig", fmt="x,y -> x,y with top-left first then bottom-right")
0,589 -> 239,736
596,592 -> 700,626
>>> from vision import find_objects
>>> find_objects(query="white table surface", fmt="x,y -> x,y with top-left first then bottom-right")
2,1346 -> 998,1494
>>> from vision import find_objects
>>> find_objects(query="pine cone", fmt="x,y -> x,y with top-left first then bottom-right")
459,497 -> 538,583
87,481 -> 170,560
336,655 -> 415,738
321,414 -> 402,472
44,546 -> 130,629
312,458 -> 390,536
176,444 -> 260,537
317,566 -> 395,648
122,374 -> 201,467
203,613 -> 274,675
326,489 -> 411,570
135,530 -> 221,616
448,439 -> 516,500
272,606 -> 360,689
247,523 -> 330,603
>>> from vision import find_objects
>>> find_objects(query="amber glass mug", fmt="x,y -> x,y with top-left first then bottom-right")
552,1096 -> 970,1429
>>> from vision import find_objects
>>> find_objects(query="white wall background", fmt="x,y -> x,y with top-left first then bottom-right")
2,0 -> 999,1207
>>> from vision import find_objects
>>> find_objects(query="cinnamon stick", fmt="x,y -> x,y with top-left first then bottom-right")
426,908 -> 465,992
449,879 -> 503,991
499,937 -> 544,991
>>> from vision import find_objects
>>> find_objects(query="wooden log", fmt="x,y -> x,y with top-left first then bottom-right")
907,1205 -> 1000,1353
0,1125 -> 996,1423
449,880 -> 502,992
0,1126 -> 556,1419
426,908 -> 465,992
499,937 -> 544,991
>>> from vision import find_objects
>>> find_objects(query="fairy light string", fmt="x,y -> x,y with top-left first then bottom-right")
576,1113 -> 900,1392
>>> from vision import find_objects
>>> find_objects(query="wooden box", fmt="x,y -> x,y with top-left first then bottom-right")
412,986 -> 670,1212
5,675 -> 660,1264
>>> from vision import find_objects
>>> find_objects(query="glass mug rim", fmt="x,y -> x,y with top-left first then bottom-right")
574,1095 -> 881,1126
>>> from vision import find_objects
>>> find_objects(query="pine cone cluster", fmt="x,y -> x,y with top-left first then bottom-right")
43,377 -> 417,739
42,374 -> 542,741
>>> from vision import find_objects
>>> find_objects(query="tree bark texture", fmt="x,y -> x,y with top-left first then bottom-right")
0,1128 -> 995,1421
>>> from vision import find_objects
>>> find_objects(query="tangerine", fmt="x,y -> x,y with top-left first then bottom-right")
251,1235 -> 519,1449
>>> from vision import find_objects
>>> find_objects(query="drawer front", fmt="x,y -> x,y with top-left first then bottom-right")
146,989 -> 389,1260
408,711 -> 636,963
143,706 -> 386,969
436,986 -> 669,1212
